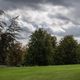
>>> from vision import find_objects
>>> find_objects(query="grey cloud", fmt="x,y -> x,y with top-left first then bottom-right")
48,14 -> 80,25
1,0 -> 80,44
53,26 -> 80,37
2,0 -> 44,10
0,0 -> 80,10
5,0 -> 43,3
4,0 -> 80,7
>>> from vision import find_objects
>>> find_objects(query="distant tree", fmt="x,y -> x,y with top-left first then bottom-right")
76,44 -> 80,63
21,46 -> 28,66
54,35 -> 78,65
24,28 -> 57,66
6,43 -> 23,66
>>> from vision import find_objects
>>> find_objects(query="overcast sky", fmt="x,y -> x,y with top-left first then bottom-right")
0,0 -> 80,44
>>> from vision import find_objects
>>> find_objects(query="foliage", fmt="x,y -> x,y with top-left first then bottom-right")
76,44 -> 80,63
54,35 -> 78,65
0,11 -> 80,66
0,12 -> 21,65
6,43 -> 23,66
25,28 -> 57,66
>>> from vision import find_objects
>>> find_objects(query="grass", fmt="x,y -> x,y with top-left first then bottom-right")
0,64 -> 80,80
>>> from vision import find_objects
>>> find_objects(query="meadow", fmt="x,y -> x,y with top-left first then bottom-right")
0,64 -> 80,80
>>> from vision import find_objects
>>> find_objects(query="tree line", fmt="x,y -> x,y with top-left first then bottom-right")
24,29 -> 79,66
0,27 -> 80,66
0,14 -> 80,66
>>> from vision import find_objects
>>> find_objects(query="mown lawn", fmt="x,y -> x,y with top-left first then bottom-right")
0,64 -> 80,80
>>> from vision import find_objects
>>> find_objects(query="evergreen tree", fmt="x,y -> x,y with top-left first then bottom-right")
54,35 -> 78,65
25,28 -> 56,66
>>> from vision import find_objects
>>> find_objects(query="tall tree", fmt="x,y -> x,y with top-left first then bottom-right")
0,12 -> 21,65
54,35 -> 78,65
25,28 -> 56,66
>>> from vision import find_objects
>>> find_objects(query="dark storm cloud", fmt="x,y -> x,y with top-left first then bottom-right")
2,0 -> 72,5
1,0 -> 80,44
5,0 -> 43,3
2,0 -> 43,9
0,0 -> 80,10
0,0 -> 43,10
4,0 -> 80,7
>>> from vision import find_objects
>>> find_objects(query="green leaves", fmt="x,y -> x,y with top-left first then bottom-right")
54,35 -> 78,65
25,28 -> 57,66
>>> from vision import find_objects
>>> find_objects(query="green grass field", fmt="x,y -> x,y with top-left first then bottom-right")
0,65 -> 80,80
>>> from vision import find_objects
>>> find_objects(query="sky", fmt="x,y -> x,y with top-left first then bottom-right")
0,0 -> 80,44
